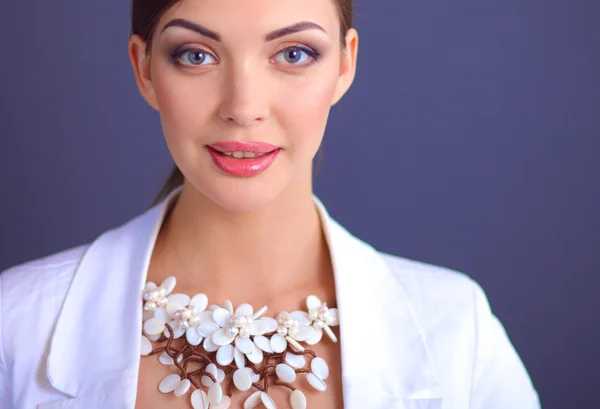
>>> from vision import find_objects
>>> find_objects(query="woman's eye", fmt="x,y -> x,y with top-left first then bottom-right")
172,48 -> 217,66
274,46 -> 319,66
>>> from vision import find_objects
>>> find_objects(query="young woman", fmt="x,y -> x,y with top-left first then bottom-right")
0,0 -> 540,408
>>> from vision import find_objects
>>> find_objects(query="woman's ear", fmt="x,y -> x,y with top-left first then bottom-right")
331,28 -> 359,106
128,35 -> 159,111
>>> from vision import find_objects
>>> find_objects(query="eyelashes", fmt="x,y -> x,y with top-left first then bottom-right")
169,44 -> 321,68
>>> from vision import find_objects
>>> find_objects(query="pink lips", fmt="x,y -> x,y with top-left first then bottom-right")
207,141 -> 281,177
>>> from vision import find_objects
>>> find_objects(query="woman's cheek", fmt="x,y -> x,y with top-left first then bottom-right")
278,73 -> 338,150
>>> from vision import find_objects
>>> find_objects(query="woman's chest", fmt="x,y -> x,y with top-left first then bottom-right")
135,340 -> 344,409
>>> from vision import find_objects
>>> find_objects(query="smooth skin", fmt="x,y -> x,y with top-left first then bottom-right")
128,0 -> 358,407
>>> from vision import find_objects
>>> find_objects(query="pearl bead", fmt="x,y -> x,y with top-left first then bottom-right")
144,301 -> 157,311
233,315 -> 248,328
277,327 -> 288,336
227,325 -> 240,337
284,318 -> 295,328
157,298 -> 168,308
313,320 -> 325,329
309,310 -> 318,320
239,327 -> 251,338
189,315 -> 202,327
276,312 -> 289,324
288,327 -> 299,338
246,316 -> 254,325
143,292 -> 150,301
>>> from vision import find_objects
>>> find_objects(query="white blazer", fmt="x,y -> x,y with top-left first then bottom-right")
0,188 -> 540,409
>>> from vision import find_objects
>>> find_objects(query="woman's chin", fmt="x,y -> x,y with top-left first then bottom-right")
200,179 -> 286,214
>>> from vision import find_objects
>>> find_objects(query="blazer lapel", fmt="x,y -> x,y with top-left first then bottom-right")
315,198 -> 442,408
44,189 -> 181,404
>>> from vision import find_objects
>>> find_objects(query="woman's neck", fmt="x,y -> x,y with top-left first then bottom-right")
150,180 -> 333,306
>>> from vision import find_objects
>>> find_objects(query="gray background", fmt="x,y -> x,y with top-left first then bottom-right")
1,0 -> 598,407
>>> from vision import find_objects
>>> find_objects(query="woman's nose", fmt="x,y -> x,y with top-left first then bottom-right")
218,65 -> 271,127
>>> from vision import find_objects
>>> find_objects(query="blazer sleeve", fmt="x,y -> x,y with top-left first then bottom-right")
469,280 -> 541,408
0,273 -> 12,409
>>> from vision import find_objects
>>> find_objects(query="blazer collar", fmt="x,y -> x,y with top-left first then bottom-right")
46,188 -> 441,407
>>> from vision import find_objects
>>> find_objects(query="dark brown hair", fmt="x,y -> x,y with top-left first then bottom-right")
130,0 -> 354,206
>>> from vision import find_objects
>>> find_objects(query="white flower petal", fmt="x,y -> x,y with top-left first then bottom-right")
243,391 -> 262,409
166,302 -> 185,319
276,363 -> 296,383
174,379 -> 191,397
164,321 -> 185,339
212,328 -> 236,346
248,319 -> 267,336
197,310 -> 216,324
235,337 -> 254,354
186,327 -> 203,346
235,303 -> 254,316
253,335 -> 273,353
223,300 -> 234,314
159,351 -> 183,366
307,372 -> 327,391
217,344 -> 235,366
203,335 -> 219,352
258,317 -> 278,334
306,327 -> 323,345
217,368 -> 226,383
191,293 -> 208,311
206,363 -> 218,377
290,389 -> 307,409
260,392 -> 277,409
208,383 -> 223,405
191,389 -> 209,409
146,333 -> 160,342
290,311 -> 311,326
234,346 -> 246,368
311,357 -> 330,380
160,276 -> 177,294
326,308 -> 339,326
246,343 -> 264,364
233,368 -> 253,391
285,352 -> 306,369
306,295 -> 322,311
270,334 -> 287,353
158,374 -> 180,393
168,293 -> 191,307
141,335 -> 152,356
213,308 -> 232,327
293,324 -> 314,342
143,317 -> 166,336
198,321 -> 220,337
154,307 -> 169,323
144,281 -> 158,292
201,363 -> 218,387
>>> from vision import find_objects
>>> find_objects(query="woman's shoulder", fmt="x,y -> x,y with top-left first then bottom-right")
378,251 -> 483,307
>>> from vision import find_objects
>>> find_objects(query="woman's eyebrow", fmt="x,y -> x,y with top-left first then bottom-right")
160,19 -> 327,42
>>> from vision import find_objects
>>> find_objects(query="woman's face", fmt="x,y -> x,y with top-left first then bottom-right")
129,0 -> 357,212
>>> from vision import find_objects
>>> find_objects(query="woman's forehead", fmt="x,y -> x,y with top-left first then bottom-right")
160,0 -> 340,32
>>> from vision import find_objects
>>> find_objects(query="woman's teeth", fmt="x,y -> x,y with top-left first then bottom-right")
222,151 -> 267,158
